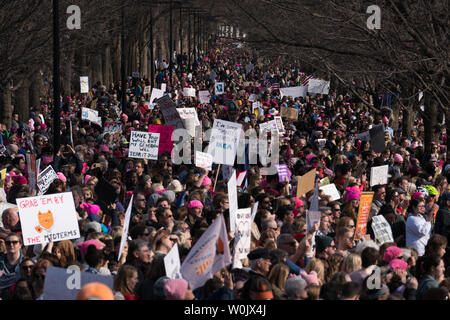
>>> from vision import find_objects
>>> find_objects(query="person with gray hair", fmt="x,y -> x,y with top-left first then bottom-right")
284,276 -> 308,300
354,239 -> 380,255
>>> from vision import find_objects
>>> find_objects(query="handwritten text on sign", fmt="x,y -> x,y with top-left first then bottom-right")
128,131 -> 160,160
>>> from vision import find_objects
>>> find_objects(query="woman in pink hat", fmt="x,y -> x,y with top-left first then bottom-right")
341,186 -> 361,224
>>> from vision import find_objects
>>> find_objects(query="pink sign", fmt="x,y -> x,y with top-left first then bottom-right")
148,125 -> 174,156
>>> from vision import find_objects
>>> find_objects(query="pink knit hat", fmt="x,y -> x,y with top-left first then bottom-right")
201,176 -> 212,186
394,154 -> 403,163
383,246 -> 403,263
299,270 -> 319,286
56,172 -> 66,182
84,175 -> 92,185
99,144 -> 109,153
346,186 -> 361,202
12,175 -> 28,185
294,197 -> 304,208
389,259 -> 408,271
80,203 -> 100,215
163,278 -> 188,300
305,154 -> 316,164
187,200 -> 204,208
412,192 -> 424,200
77,240 -> 104,260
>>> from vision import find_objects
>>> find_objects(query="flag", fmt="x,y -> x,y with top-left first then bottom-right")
300,72 -> 318,86
306,183 -> 321,233
180,214 -> 231,290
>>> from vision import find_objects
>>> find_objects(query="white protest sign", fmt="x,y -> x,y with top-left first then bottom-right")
236,171 -> 247,187
37,165 -> 59,194
156,95 -> 184,129
208,119 -> 242,166
319,183 -> 341,201
317,139 -> 327,149
118,195 -> 133,261
307,79 -> 330,95
161,83 -> 167,92
128,131 -> 160,160
183,87 -> 196,97
177,108 -> 200,137
81,107 -> 102,126
150,88 -> 165,104
164,243 -> 182,279
103,123 -> 122,134
259,120 -> 279,136
132,72 -> 140,78
356,131 -> 370,141
215,82 -> 225,95
274,116 -> 285,134
249,94 -> 261,102
235,208 -> 252,260
42,266 -> 114,300
198,90 -> 211,104
195,151 -> 213,170
251,201 -> 259,223
370,165 -> 389,187
371,215 -> 394,245
80,76 -> 89,94
17,192 -> 80,246
280,86 -> 307,99
143,86 -> 151,95
228,170 -> 238,234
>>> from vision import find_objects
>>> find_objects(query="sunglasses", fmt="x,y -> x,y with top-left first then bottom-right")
22,265 -> 34,270
6,240 -> 20,245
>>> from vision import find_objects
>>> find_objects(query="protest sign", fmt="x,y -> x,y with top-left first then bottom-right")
42,266 -> 114,300
37,165 -> 59,194
354,192 -> 374,241
132,72 -> 140,78
183,87 -> 196,97
259,120 -> 278,136
161,83 -> 167,92
297,168 -> 316,198
118,195 -> 133,261
317,139 -> 327,149
251,201 -> 259,223
235,208 -> 252,260
307,79 -> 330,95
320,177 -> 330,186
279,86 -> 307,99
369,123 -> 385,153
150,88 -> 165,104
208,119 -> 242,166
371,215 -> 394,245
81,107 -> 101,126
228,170 -> 238,234
128,131 -> 160,160
17,192 -> 80,246
370,165 -> 389,187
215,82 -> 225,95
143,86 -> 151,95
280,107 -> 298,120
356,131 -> 370,142
276,164 -> 291,182
0,168 -> 6,188
103,122 -> 122,134
195,151 -> 213,170
156,95 -> 185,129
198,90 -> 211,104
177,108 -> 200,138
236,171 -> 247,187
180,214 -> 231,290
164,243 -> 182,279
148,125 -> 174,156
319,183 -> 341,201
307,184 -> 321,233
80,76 -> 89,94
249,94 -> 261,102
274,116 -> 285,134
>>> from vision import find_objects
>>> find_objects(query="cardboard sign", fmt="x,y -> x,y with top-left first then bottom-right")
164,243 -> 182,279
280,107 -> 298,120
215,82 -> 225,95
195,151 -> 213,170
276,164 -> 291,182
235,208 -> 252,260
128,131 -> 160,160
150,88 -> 165,104
37,165 -> 59,194
280,86 -> 307,99
183,87 -> 196,97
80,76 -> 89,94
42,266 -> 114,300
81,108 -> 101,126
307,79 -> 330,95
274,116 -> 285,134
148,125 -> 174,156
143,86 -> 151,95
208,119 -> 242,166
156,95 -> 185,129
354,192 -> 374,241
370,165 -> 389,187
198,90 -> 211,104
118,195 -> 133,261
319,183 -> 340,201
228,170 -> 238,234
369,123 -> 385,153
103,122 -> 122,134
17,192 -> 80,246
371,215 -> 394,245
296,168 -> 316,197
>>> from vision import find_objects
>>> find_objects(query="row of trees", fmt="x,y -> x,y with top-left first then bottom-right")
0,0 -> 215,128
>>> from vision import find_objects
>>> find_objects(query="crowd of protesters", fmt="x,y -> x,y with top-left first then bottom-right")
0,37 -> 449,301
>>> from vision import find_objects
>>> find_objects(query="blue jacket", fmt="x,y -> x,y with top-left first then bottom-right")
416,274 -> 439,300
0,252 -> 23,290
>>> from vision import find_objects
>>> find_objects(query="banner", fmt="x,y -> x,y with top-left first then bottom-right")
276,164 -> 291,182
274,116 -> 285,134
371,215 -> 394,245
370,165 -> 389,187
183,87 -> 196,97
198,90 -> 211,104
155,95 -> 185,129
195,151 -> 213,170
280,86 -> 307,99
80,76 -> 89,94
280,107 -> 298,120
42,266 -> 114,300
215,82 -> 225,95
103,122 -> 122,134
164,243 -> 182,279
228,170 -> 238,234
235,208 -> 252,261
81,108 -> 101,126
297,168 -> 316,197
148,125 -> 174,156
307,79 -> 330,95
354,192 -> 374,241
180,214 -> 231,290
118,195 -> 133,261
319,183 -> 340,201
150,88 -> 165,104
17,192 -> 80,246
128,131 -> 160,160
37,165 -> 59,194
208,119 -> 242,166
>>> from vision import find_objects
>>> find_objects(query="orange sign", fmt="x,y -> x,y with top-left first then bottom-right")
354,192 -> 374,241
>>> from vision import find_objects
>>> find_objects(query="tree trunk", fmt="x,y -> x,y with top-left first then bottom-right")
0,84 -> 13,128
29,72 -> 42,111
103,46 -> 112,86
92,52 -> 103,86
423,94 -> 438,152
15,78 -> 31,123
402,104 -> 414,139
112,36 -> 121,83
62,51 -> 73,96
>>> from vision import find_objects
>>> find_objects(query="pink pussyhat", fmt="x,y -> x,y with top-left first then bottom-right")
201,176 -> 212,186
346,186 -> 361,202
